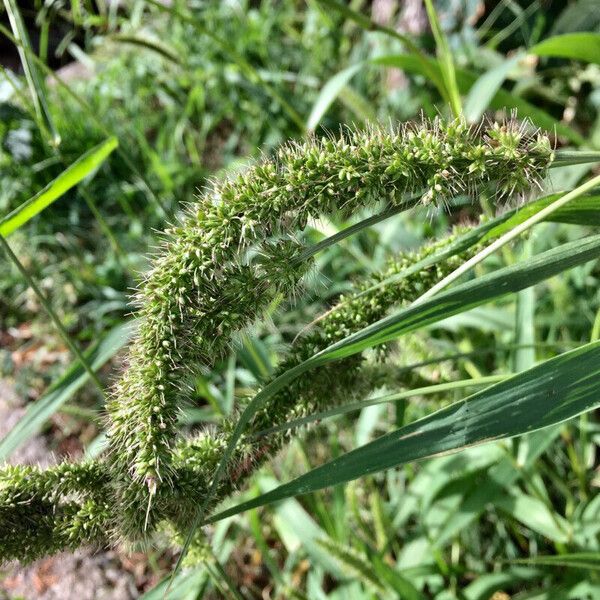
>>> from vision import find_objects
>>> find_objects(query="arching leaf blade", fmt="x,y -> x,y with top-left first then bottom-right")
207,339 -> 600,523
0,137 -> 118,237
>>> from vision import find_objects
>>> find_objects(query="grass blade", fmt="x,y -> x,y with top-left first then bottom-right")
481,193 -> 600,241
110,33 -> 181,64
0,137 -> 118,237
416,172 -> 600,304
464,53 -> 524,122
514,269 -> 536,371
2,0 -> 59,145
208,339 -> 600,522
423,0 -> 462,117
530,32 -> 600,65
509,553 -> 600,571
307,64 -> 362,130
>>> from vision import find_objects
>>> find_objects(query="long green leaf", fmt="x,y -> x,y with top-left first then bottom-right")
481,193 -> 600,242
530,33 -> 600,66
2,0 -> 59,144
0,137 -> 118,237
307,64 -> 362,130
208,339 -> 600,522
0,321 -> 133,461
325,193 -> 600,317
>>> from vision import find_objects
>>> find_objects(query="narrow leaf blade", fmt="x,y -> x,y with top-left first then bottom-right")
208,340 -> 600,522
530,33 -> 600,66
0,137 -> 118,237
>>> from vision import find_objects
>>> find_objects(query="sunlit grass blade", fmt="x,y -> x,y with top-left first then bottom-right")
416,172 -> 600,304
514,259 -> 535,372
307,63 -> 362,130
495,488 -> 571,542
0,321 -> 133,461
0,137 -> 118,237
207,339 -> 600,523
464,53 -> 524,122
480,192 -> 600,241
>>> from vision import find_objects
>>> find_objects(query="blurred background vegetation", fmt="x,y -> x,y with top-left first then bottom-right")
0,0 -> 599,598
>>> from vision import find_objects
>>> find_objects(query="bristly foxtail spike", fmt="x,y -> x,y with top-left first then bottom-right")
0,116 -> 554,560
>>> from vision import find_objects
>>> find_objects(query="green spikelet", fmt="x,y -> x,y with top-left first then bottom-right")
0,462 -> 111,561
